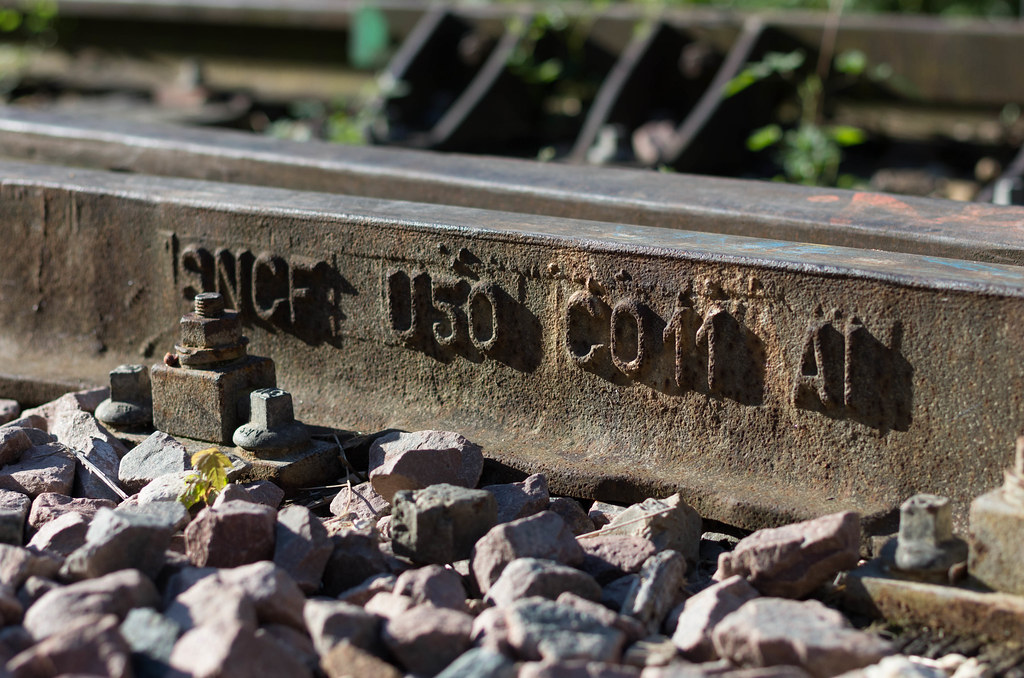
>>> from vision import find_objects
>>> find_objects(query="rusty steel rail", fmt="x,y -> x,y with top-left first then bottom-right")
2,159 -> 1024,536
3,109 -> 1024,266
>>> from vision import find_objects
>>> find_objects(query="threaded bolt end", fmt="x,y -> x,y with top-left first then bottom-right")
194,292 -> 225,318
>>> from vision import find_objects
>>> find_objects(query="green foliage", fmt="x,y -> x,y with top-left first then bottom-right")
179,448 -> 232,509
506,11 -> 569,85
723,50 -> 805,97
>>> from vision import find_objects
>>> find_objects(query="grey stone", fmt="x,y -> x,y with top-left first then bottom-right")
394,564 -> 467,610
834,656 -> 947,678
17,575 -> 60,609
369,430 -> 484,502
330,481 -> 390,521
214,561 -> 307,630
471,511 -> 584,593
471,605 -> 512,654
60,505 -> 173,580
0,399 -> 19,426
27,511 -> 90,557
27,492 -> 117,530
364,591 -> 417,619
165,575 -> 258,633
261,623 -> 320,675
137,471 -> 192,505
520,660 -> 641,678
383,603 -> 475,676
670,575 -> 760,661
0,544 -> 60,589
712,598 -> 895,678
579,535 -> 658,584
601,574 -> 639,613
117,431 -> 190,494
436,647 -> 517,678
321,526 -> 391,595
23,388 -> 109,426
602,494 -> 701,568
169,620 -> 313,678
118,499 -> 190,531
240,480 -> 285,508
184,500 -> 276,568
303,597 -> 380,656
550,497 -> 596,536
320,642 -> 403,678
23,569 -> 160,640
589,501 -> 627,528
8,613 -> 132,678
556,592 -> 646,642
505,596 -> 627,663
483,473 -> 549,523
0,489 -> 29,545
0,443 -> 76,498
119,606 -> 181,671
622,550 -> 688,634
274,504 -> 333,594
336,572 -> 396,606
486,557 -> 602,608
0,428 -> 32,466
51,409 -> 126,502
715,512 -> 861,599
392,483 -> 498,564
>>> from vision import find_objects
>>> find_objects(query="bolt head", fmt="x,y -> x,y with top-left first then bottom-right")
179,311 -> 243,349
898,493 -> 952,546
250,388 -> 294,430
109,364 -> 150,402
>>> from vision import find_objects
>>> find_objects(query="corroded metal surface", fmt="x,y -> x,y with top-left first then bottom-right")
4,110 -> 1024,264
2,161 -> 1024,534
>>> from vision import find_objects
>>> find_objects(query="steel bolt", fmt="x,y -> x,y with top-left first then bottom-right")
95,363 -> 152,431
194,292 -> 225,318
232,387 -> 310,457
1002,436 -> 1024,504
892,493 -> 967,579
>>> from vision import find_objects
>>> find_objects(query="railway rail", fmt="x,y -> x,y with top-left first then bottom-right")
2,111 -> 1024,539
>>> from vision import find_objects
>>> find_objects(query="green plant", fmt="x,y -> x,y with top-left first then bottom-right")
179,448 -> 232,509
0,0 -> 58,99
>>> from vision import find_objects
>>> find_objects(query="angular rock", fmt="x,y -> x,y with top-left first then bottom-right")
505,596 -> 627,663
119,498 -> 190,531
321,642 -> 403,678
24,388 -> 109,426
0,625 -> 34,663
8,613 -> 132,678
0,544 -> 60,589
27,511 -> 90,557
394,564 -> 467,610
137,471 -> 193,505
392,483 -> 498,564
0,443 -> 76,498
0,428 -> 32,467
0,415 -> 47,434
17,575 -> 60,609
28,493 -> 116,530
369,430 -> 484,502
602,494 -> 701,568
0,489 -> 30,545
240,480 -> 285,508
437,647 -> 517,678
602,574 -> 639,612
712,598 -> 894,678
321,526 -> 390,595
550,497 -> 596,536
621,550 -> 688,634
119,606 -> 181,675
169,620 -> 312,678
472,511 -> 584,593
579,535 -> 658,585
274,504 -> 333,594
0,399 -> 19,426
715,512 -> 861,599
184,500 -> 276,568
487,557 -> 602,608
483,474 -> 549,524
834,656 -> 947,678
670,575 -> 759,661
51,409 -> 126,502
303,597 -> 379,655
336,573 -> 396,606
556,593 -> 646,642
117,431 -> 190,494
60,505 -> 173,580
364,591 -> 416,619
214,561 -> 307,630
165,575 -> 258,633
262,623 -> 319,674
589,501 -> 627,529
519,660 -> 641,678
382,603 -> 474,676
330,481 -> 390,521
23,569 -> 160,640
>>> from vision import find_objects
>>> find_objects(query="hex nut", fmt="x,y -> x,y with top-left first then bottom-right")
96,364 -> 152,430
232,388 -> 310,458
179,311 -> 244,349
891,493 -> 967,579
